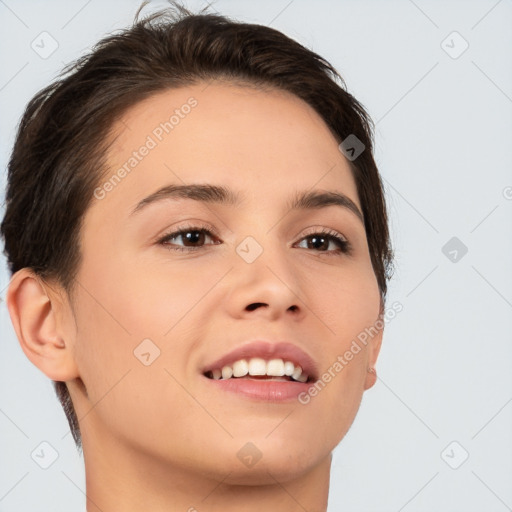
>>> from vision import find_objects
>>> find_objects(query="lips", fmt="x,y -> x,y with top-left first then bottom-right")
201,340 -> 319,383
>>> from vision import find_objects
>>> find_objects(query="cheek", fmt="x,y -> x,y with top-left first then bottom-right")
69,260 -> 224,424
70,295 -> 191,445
110,257 -> 230,337
308,259 -> 381,339
298,263 -> 380,423
71,296 -> 133,401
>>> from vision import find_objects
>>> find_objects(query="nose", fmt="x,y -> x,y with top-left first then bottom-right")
223,247 -> 306,322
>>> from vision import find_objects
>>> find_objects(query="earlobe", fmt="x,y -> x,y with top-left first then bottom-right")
364,308 -> 384,390
364,366 -> 377,390
6,269 -> 80,381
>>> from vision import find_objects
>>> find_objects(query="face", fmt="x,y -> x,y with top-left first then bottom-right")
66,81 -> 382,484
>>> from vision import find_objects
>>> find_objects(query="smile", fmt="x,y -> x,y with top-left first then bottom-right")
204,357 -> 309,382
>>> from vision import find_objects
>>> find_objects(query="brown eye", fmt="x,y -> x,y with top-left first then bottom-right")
295,229 -> 352,256
158,226 -> 219,252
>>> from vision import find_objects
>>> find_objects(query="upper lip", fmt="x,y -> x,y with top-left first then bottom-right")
201,340 -> 319,380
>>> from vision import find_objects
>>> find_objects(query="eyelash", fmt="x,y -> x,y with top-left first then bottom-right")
157,223 -> 352,257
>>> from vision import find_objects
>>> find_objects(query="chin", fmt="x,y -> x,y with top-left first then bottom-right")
200,434 -> 333,486
215,454 -> 326,487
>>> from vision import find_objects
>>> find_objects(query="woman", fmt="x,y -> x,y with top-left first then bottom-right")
1,2 -> 394,510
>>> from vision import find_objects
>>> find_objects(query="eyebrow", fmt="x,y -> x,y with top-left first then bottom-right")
129,183 -> 364,225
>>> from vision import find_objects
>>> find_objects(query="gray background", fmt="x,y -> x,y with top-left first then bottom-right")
1,0 -> 511,511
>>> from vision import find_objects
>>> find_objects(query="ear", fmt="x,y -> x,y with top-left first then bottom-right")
363,298 -> 384,391
6,268 -> 80,381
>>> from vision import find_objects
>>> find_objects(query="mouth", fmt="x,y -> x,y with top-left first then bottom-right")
201,341 -> 318,401
203,357 -> 313,383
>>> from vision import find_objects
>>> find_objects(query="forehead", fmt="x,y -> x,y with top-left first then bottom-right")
89,81 -> 360,220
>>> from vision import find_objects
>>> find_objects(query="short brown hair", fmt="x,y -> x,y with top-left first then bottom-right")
0,1 -> 394,450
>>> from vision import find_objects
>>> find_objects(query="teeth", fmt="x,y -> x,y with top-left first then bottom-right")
248,358 -> 267,375
233,359 -> 249,377
291,365 -> 303,381
284,361 -> 295,376
267,359 -> 285,376
221,366 -> 233,379
209,358 -> 309,382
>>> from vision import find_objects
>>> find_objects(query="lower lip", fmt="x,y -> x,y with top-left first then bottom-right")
205,376 -> 313,401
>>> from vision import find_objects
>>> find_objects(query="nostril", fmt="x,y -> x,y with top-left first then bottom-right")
246,302 -> 266,311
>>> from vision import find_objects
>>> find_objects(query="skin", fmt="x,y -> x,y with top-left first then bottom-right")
7,81 -> 383,512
